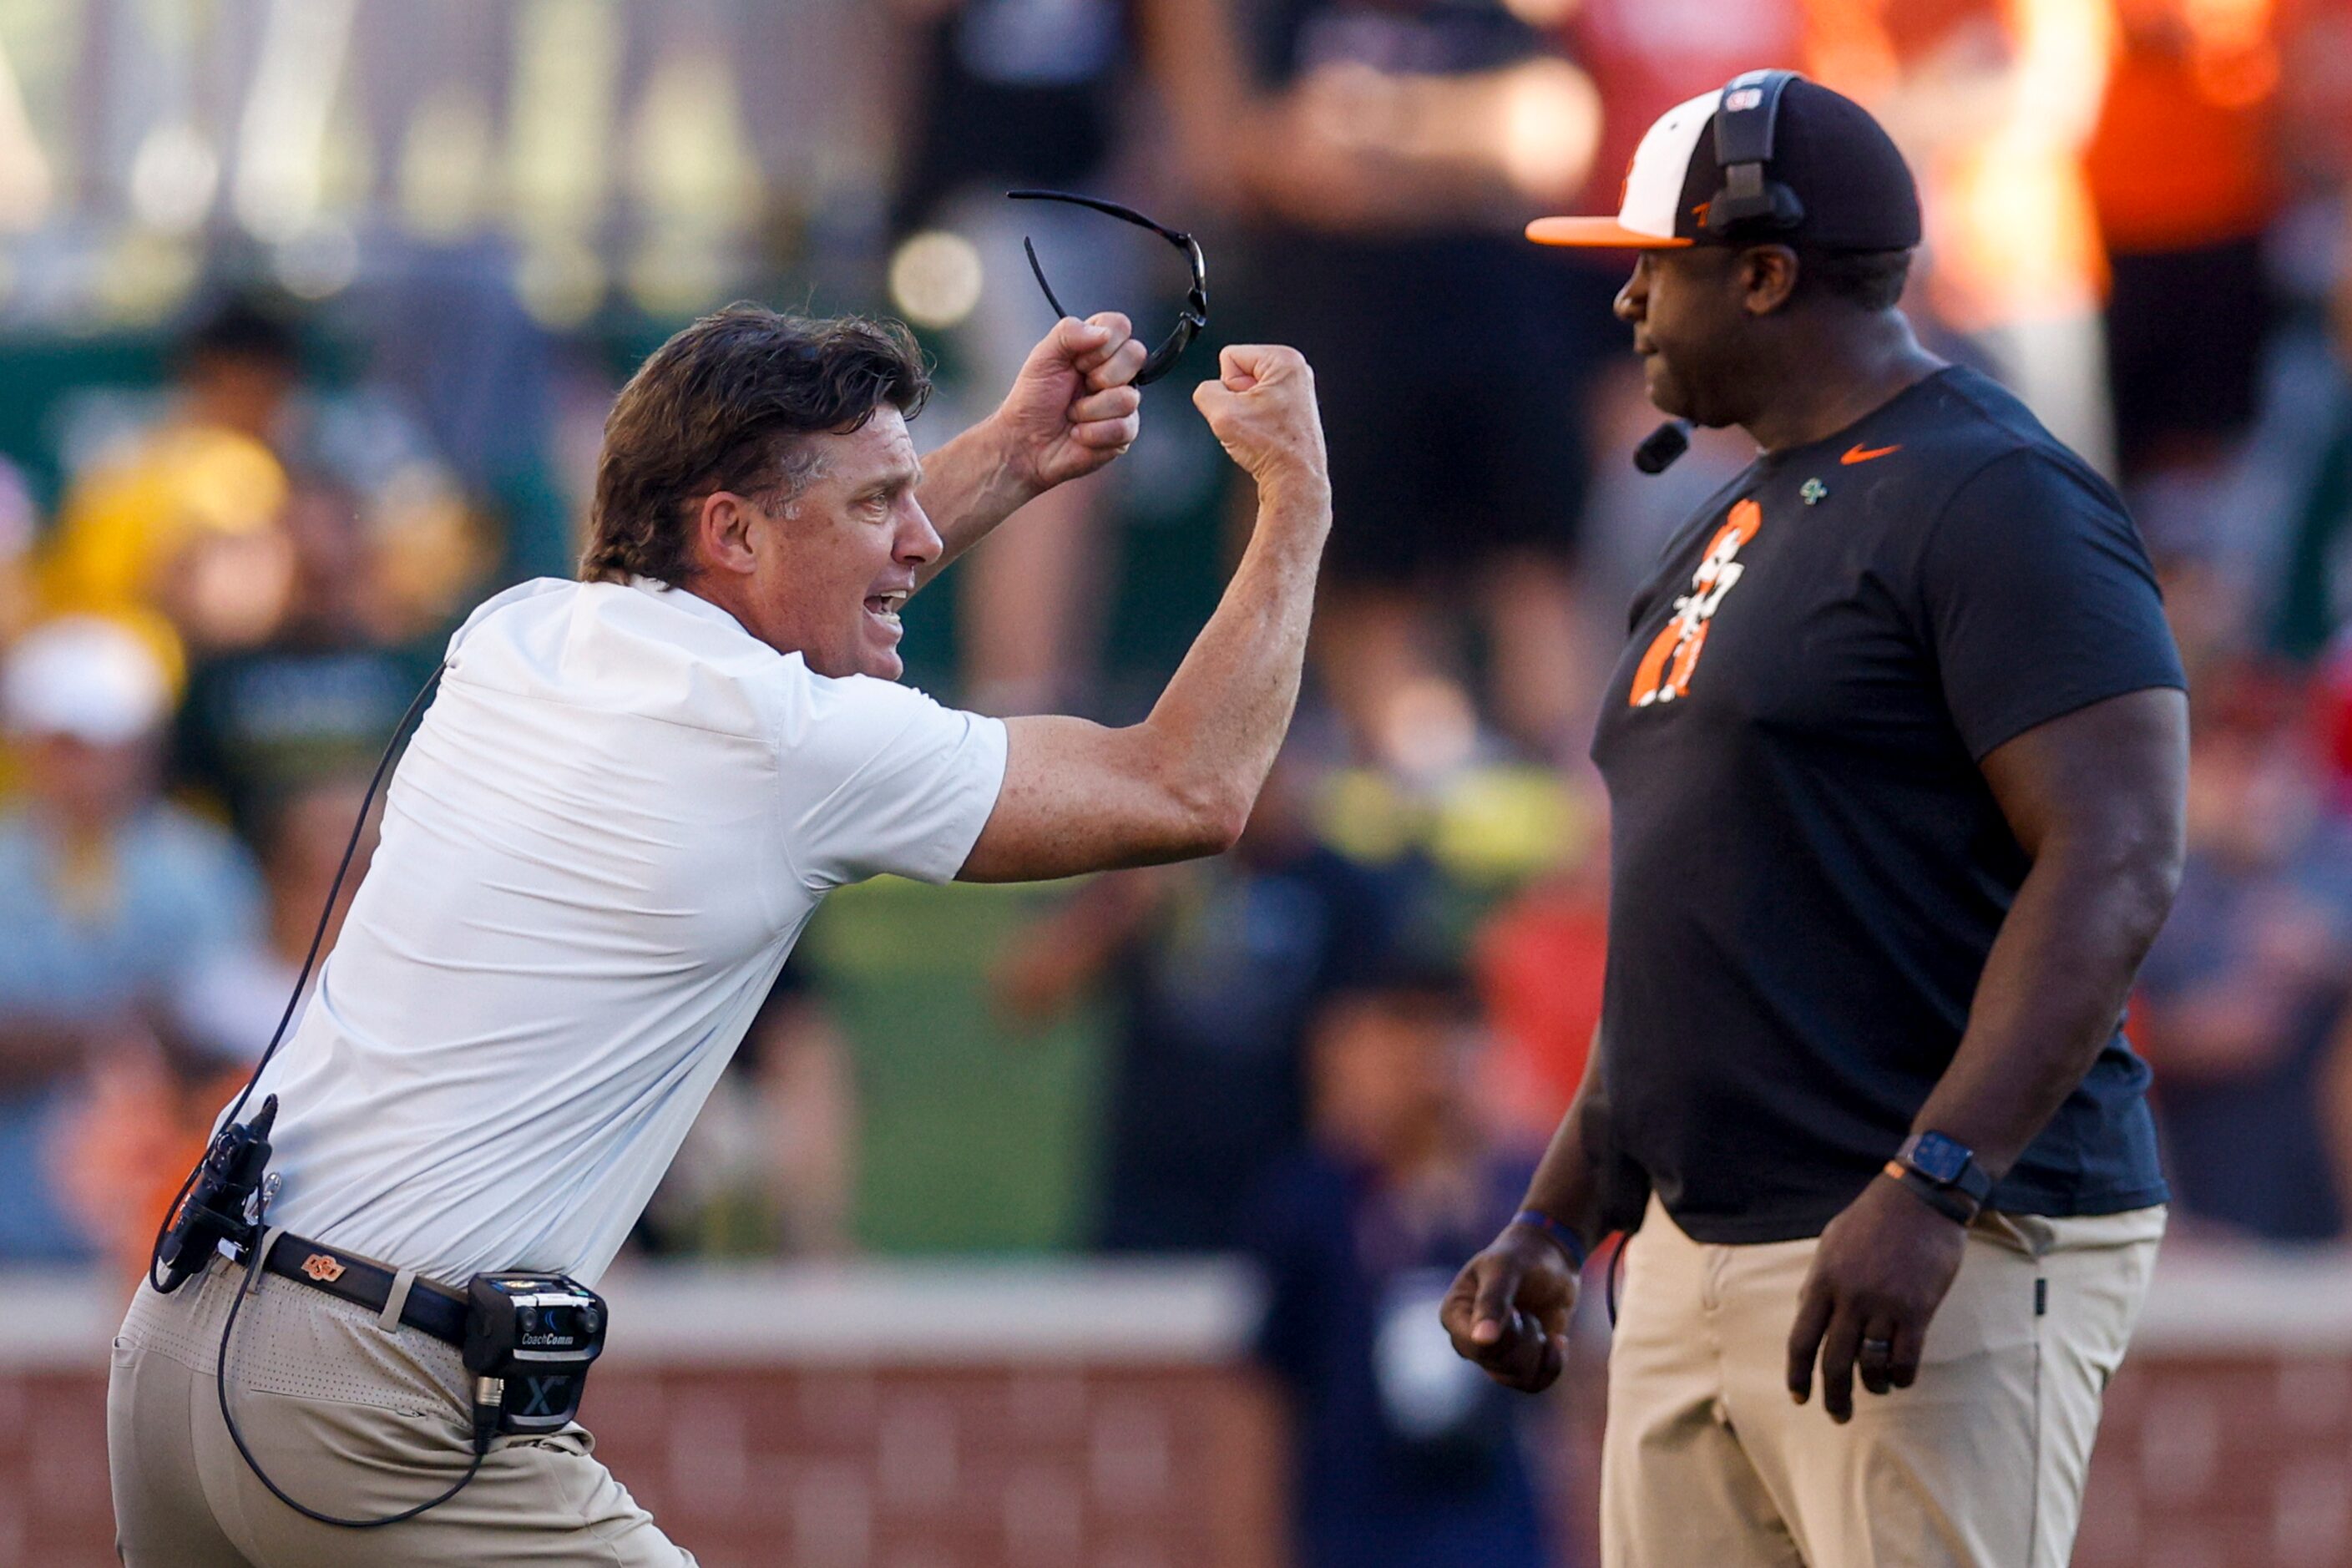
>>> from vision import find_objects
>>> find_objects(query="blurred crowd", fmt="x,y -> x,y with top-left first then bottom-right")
7,0 -> 2352,1562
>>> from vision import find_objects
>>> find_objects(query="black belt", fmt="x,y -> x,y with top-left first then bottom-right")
260,1232 -> 469,1348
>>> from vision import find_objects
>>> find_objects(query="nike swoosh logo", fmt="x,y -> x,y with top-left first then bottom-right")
1841,443 -> 1900,464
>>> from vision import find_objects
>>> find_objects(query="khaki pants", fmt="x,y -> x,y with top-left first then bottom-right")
108,1257 -> 695,1567
1601,1194 -> 2164,1568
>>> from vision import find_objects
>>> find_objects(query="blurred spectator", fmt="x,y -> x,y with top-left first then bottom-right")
2272,185 -> 2352,660
2321,632 -> 2352,813
2084,0 -> 2285,488
63,771 -> 380,1278
888,0 -> 1141,715
2272,382 -> 2352,661
173,296 -> 306,448
995,753 -> 1403,1251
1808,0 -> 2120,473
36,297 -> 304,674
33,294 -> 488,692
0,618 -> 260,1262
173,773 -> 378,1062
1244,961 -> 1555,1568
1473,817 -> 1608,1151
2135,665 -> 2352,1242
172,473 -> 433,840
1158,0 -> 1607,766
1559,0 -> 1802,223
0,455 -> 38,650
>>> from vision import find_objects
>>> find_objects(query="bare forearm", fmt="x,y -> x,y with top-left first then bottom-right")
1137,475 -> 1331,829
1517,1046 -> 1608,1243
1914,845 -> 2177,1180
912,417 -> 1039,589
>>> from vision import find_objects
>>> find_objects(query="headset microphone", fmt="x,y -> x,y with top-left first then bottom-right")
1633,419 -> 1692,474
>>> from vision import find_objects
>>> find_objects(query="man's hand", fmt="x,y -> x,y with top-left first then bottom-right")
1785,1176 -> 1968,1422
990,311 -> 1149,494
913,313 -> 1150,586
1191,345 -> 1329,497
1439,1226 -> 1580,1393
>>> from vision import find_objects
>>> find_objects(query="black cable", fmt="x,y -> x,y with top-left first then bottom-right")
1605,1234 -> 1626,1328
146,667 -> 444,1294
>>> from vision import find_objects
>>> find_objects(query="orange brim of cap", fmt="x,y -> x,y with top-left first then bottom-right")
1525,216 -> 1692,249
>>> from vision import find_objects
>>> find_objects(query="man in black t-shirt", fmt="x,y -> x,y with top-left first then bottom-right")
1437,76 -> 2188,1568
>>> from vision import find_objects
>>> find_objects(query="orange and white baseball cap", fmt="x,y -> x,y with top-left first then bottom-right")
1528,75 -> 1921,252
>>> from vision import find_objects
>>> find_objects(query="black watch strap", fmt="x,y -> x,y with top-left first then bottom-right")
1883,1161 -> 1978,1226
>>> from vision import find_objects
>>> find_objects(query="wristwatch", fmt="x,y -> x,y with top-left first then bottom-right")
1884,1130 -> 1993,1225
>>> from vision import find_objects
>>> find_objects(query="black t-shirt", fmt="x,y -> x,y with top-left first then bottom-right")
893,0 -> 1128,225
1590,365 -> 2184,1244
174,639 -> 433,841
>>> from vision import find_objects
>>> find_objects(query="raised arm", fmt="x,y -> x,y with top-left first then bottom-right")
913,313 -> 1146,589
957,345 -> 1331,883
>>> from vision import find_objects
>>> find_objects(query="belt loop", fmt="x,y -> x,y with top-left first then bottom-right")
247,1226 -> 290,1296
379,1267 -> 418,1332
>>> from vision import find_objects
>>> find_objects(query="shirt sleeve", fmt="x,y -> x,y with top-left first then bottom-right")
1917,449 -> 2186,761
780,670 -> 1009,890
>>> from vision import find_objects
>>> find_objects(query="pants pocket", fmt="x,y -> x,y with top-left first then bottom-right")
231,1388 -> 480,1522
232,1282 -> 463,1418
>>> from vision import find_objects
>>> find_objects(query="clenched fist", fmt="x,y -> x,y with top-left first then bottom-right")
992,312 -> 1148,493
1439,1224 -> 1581,1393
1191,345 -> 1328,495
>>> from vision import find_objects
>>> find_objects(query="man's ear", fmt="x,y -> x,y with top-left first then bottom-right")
1739,245 -> 1800,316
695,492 -> 761,578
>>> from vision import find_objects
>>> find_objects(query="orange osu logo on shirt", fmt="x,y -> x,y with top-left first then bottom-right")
1628,497 -> 1763,708
302,1253 -> 346,1282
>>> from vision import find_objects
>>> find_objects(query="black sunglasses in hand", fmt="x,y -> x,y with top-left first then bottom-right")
1006,190 -> 1208,387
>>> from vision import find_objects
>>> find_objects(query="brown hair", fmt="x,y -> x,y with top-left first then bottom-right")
581,306 -> 931,586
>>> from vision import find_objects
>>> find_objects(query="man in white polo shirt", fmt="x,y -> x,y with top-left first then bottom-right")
109,306 -> 1333,1566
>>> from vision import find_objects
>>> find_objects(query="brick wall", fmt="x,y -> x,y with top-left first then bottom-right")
6,1254 -> 2349,1568
2077,1354 -> 2352,1567
575,1364 -> 1284,1568
0,1368 -> 111,1568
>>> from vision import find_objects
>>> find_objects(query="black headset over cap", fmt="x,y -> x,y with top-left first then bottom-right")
1529,70 -> 1922,254
1701,70 -> 1808,235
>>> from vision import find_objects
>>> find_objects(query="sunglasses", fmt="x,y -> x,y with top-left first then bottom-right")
1006,190 -> 1208,387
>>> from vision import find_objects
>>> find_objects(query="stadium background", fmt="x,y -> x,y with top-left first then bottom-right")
2,0 -> 2350,1563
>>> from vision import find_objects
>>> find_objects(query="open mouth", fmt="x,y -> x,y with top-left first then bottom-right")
863,590 -> 908,628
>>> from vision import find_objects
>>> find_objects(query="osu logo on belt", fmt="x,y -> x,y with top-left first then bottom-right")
1628,496 -> 1763,708
301,1253 -> 347,1282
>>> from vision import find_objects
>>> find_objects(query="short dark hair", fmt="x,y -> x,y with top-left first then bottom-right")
180,292 -> 302,373
582,306 -> 932,586
1327,948 -> 1477,1016
1793,246 -> 1914,311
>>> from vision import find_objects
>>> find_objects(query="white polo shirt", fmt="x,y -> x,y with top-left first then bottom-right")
248,577 -> 1008,1285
